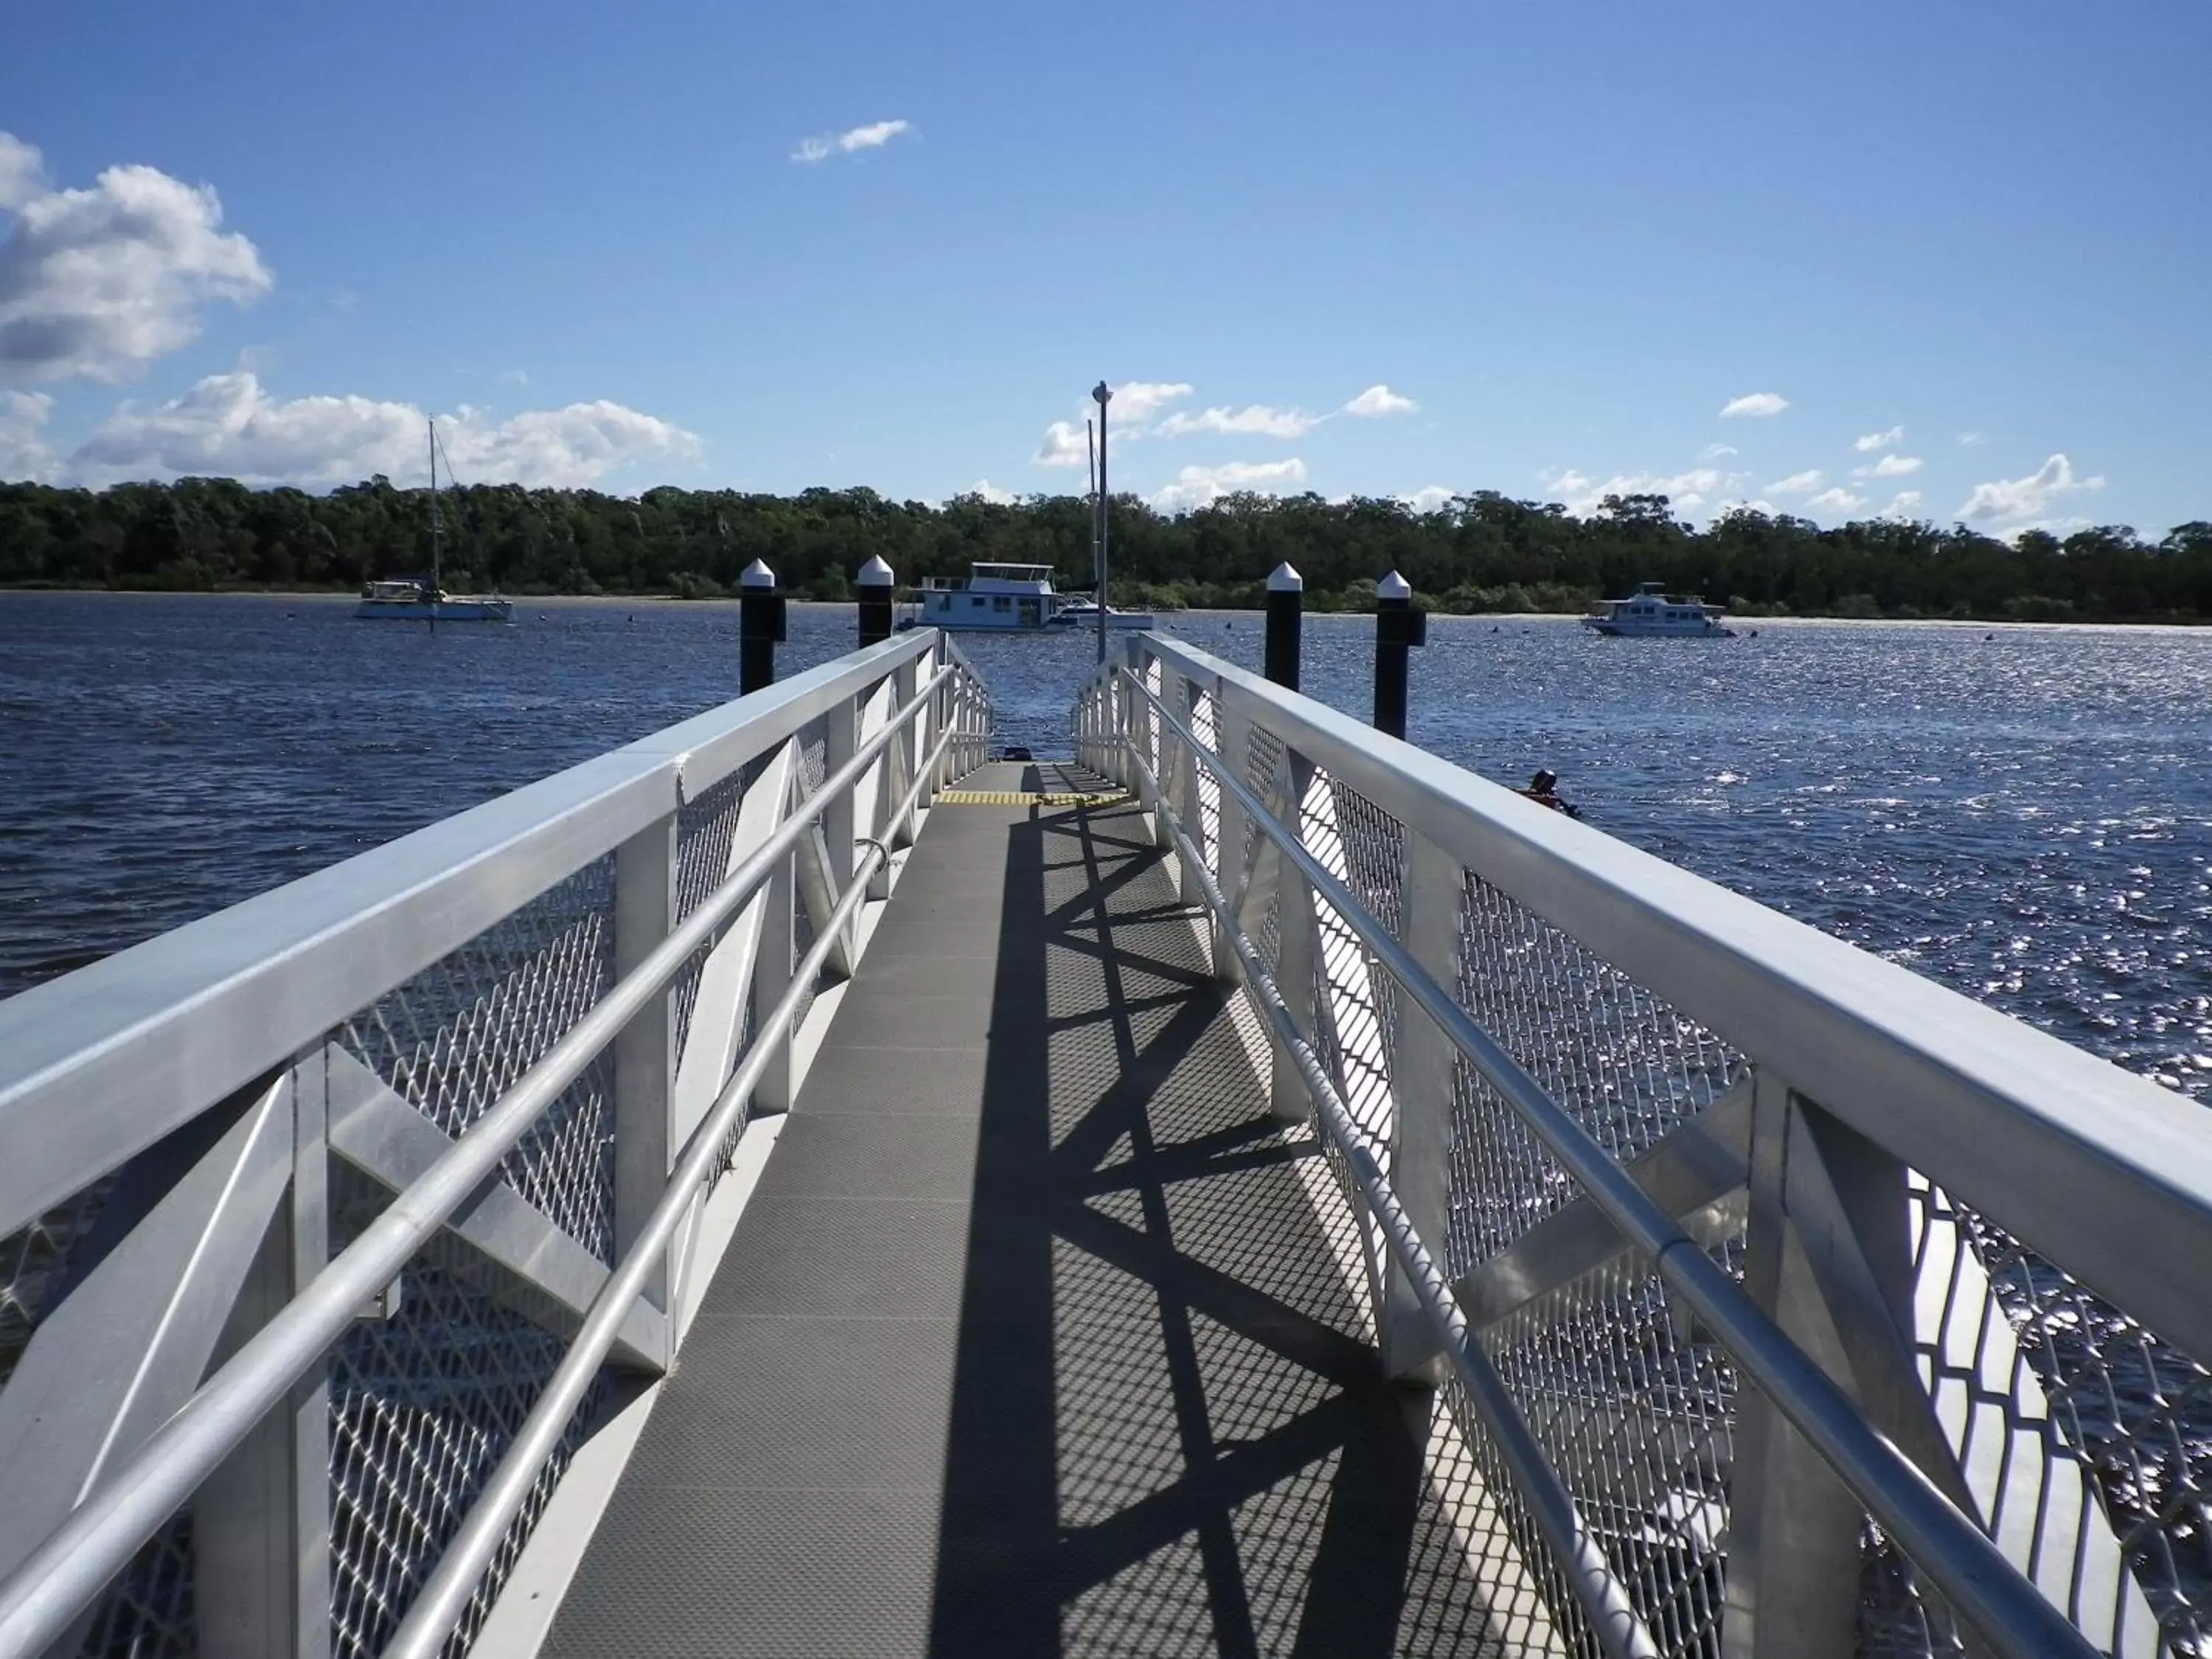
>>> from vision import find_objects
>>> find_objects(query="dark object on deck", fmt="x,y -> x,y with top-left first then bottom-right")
998,745 -> 1034,762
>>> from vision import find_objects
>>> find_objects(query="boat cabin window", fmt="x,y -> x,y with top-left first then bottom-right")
993,597 -> 1011,611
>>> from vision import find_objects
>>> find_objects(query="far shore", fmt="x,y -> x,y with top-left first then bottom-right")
3,588 -> 2207,631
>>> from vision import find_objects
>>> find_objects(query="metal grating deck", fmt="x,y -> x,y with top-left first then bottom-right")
540,763 -> 1517,1658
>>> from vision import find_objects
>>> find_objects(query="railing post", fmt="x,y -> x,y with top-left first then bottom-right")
824,685 -> 858,899
751,837 -> 798,1113
1210,687 -> 1253,987
1268,752 -> 1320,1125
1173,671 -> 1206,910
887,649 -> 921,860
1722,1071 -> 1864,1659
1382,833 -> 1459,1381
193,1048 -> 333,1659
611,810 -> 678,1350
1373,569 -> 1419,740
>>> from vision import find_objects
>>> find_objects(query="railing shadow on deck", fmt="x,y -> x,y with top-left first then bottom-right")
924,794 -> 1514,1657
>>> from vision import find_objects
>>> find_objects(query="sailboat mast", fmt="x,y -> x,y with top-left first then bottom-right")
428,417 -> 440,632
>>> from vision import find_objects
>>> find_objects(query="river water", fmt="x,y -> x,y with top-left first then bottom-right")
1,592 -> 2206,1102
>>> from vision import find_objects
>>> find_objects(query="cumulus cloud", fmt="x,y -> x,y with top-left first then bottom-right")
1854,425 -> 1905,452
1719,392 -> 1790,418
790,119 -> 912,164
1766,469 -> 1824,495
1853,453 -> 1923,480
0,133 -> 44,209
1157,403 -> 1319,439
1343,384 -> 1417,418
1151,457 -> 1307,512
1034,420 -> 1093,467
960,478 -> 1018,505
66,372 -> 700,488
0,134 -> 271,383
1804,487 -> 1867,515
1697,442 -> 1739,461
1543,465 -> 1739,517
1401,484 -> 1455,514
1032,380 -> 1193,465
0,388 -> 54,479
1882,490 -> 1924,518
1957,453 -> 2103,525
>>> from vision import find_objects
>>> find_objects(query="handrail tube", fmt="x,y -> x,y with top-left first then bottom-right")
0,630 -> 953,1245
386,716 -> 959,1659
1119,740 -> 1660,1659
1114,667 -> 2101,1659
0,664 -> 959,1659
1133,635 -> 2212,1373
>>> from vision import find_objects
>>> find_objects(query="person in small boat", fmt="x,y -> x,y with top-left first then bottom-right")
1516,770 -> 1582,817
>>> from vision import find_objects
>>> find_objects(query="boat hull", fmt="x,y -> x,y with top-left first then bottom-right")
1581,617 -> 1732,638
355,599 -> 515,622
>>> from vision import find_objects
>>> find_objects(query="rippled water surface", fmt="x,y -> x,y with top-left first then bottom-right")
3,594 -> 2207,1099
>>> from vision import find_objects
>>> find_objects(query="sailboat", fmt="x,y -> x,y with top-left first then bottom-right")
355,420 -> 514,622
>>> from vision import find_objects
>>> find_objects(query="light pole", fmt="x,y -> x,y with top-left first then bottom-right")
1092,380 -> 1111,665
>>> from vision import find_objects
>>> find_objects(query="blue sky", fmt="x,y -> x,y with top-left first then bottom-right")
2,0 -> 2208,537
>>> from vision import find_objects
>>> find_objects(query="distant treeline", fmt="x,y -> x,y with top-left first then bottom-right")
4,476 -> 2210,622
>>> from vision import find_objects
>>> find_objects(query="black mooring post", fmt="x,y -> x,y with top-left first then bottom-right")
1372,569 -> 1426,740
1265,561 -> 1303,690
857,554 -> 894,647
739,558 -> 783,693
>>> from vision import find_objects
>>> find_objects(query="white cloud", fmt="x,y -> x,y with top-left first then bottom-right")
1401,485 -> 1455,514
0,388 -> 54,479
0,133 -> 45,209
1852,453 -> 1924,480
1032,380 -> 1193,465
66,371 -> 700,489
1343,384 -> 1417,418
1882,490 -> 1924,518
0,133 -> 271,382
1151,457 -> 1307,512
1107,380 -> 1194,424
1157,403 -> 1319,439
1033,419 -> 1092,467
1719,392 -> 1790,418
1854,425 -> 1905,452
1805,487 -> 1867,515
1958,431 -> 1986,447
1543,465 -> 1738,517
1957,453 -> 2103,525
1766,469 -> 1825,495
790,118 -> 913,164
1697,442 -> 1738,460
961,478 -> 1018,505
497,368 -> 529,386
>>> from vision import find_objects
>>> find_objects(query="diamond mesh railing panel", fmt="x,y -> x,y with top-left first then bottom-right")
0,1180 -> 111,1389
337,855 -> 619,1263
327,1164 -> 606,1659
1244,720 -> 1287,978
672,765 -> 749,1070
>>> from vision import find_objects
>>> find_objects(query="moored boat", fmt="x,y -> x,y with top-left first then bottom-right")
1581,582 -> 1733,637
355,419 -> 512,623
1047,595 -> 1154,632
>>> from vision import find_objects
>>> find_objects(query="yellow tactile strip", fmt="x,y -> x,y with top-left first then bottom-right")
936,790 -> 1130,807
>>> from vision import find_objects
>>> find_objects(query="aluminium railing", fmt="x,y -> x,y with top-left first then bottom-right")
1075,633 -> 2212,1659
0,628 -> 990,1659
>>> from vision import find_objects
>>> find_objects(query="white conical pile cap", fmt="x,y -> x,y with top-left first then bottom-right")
1375,570 -> 1412,600
855,554 -> 894,588
740,558 -> 776,589
1267,562 -> 1304,592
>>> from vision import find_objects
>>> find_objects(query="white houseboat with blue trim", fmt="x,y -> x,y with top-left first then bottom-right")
914,563 -> 1064,631
1581,582 -> 1733,638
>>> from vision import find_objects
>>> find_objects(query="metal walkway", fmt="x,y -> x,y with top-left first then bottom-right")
543,764 -> 1508,1657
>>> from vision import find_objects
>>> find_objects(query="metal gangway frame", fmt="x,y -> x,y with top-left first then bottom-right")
1074,632 -> 2212,1659
0,629 -> 990,1659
